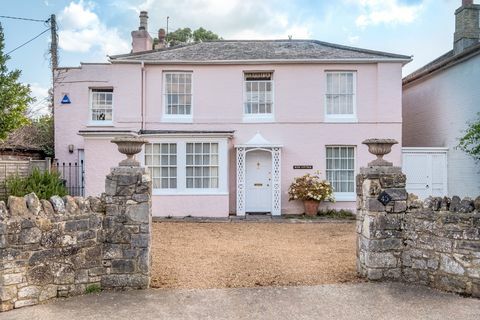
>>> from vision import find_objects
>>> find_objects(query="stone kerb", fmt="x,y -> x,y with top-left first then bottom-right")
102,166 -> 152,289
0,193 -> 105,312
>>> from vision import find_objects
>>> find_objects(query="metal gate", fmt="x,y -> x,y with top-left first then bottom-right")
52,161 -> 85,196
402,147 -> 448,200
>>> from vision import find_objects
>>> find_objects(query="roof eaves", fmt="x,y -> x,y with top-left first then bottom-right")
110,57 -> 412,65
403,43 -> 480,85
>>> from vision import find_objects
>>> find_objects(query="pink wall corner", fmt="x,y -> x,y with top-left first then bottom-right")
84,138 -> 124,197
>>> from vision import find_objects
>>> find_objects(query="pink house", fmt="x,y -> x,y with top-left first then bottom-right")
54,12 -> 411,217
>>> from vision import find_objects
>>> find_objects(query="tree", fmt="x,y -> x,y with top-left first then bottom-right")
165,27 -> 221,47
458,113 -> 480,161
0,23 -> 33,140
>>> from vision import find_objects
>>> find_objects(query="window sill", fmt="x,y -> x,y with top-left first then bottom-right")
87,121 -> 114,127
152,190 -> 229,196
324,117 -> 357,123
243,115 -> 275,123
162,116 -> 193,123
333,192 -> 356,202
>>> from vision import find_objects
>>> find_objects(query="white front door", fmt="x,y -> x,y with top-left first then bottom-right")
245,150 -> 272,212
402,148 -> 448,200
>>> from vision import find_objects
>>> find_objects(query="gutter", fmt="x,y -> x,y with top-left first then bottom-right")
403,44 -> 480,86
110,57 -> 412,66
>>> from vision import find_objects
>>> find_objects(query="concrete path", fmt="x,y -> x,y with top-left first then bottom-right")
2,282 -> 479,320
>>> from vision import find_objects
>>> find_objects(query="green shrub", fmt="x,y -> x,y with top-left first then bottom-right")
85,284 -> 101,294
6,169 -> 68,199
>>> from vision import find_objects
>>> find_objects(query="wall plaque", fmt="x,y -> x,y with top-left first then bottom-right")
293,165 -> 313,169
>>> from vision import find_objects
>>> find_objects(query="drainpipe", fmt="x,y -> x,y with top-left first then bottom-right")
141,61 -> 146,132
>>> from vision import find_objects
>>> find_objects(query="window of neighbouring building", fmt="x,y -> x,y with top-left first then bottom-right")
244,71 -> 274,121
325,72 -> 356,122
186,142 -> 219,188
326,146 -> 355,200
163,72 -> 192,121
145,143 -> 177,189
143,139 -> 228,195
90,88 -> 113,123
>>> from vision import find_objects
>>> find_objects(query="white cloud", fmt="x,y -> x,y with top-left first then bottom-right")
112,0 -> 314,40
352,0 -> 424,28
58,1 -> 129,57
348,35 -> 360,44
27,83 -> 50,117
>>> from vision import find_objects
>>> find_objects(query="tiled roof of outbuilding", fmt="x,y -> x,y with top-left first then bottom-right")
109,40 -> 411,63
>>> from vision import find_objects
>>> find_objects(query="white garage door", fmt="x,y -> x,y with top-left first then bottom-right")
402,148 -> 448,200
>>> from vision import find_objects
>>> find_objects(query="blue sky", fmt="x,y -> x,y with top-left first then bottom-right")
0,0 -> 465,115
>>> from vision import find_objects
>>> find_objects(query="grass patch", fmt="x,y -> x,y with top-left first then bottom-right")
85,284 -> 101,294
318,209 -> 355,220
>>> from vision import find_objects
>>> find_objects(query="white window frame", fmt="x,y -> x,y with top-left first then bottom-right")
89,88 -> 113,126
145,143 -> 178,190
162,71 -> 193,123
324,71 -> 357,123
140,137 -> 229,195
243,72 -> 275,122
325,145 -> 356,201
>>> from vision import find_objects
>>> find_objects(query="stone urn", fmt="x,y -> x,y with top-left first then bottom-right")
362,138 -> 398,167
303,199 -> 320,216
111,136 -> 148,167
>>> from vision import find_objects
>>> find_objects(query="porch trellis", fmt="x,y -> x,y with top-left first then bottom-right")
235,142 -> 282,216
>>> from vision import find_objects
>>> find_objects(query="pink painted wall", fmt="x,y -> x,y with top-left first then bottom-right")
54,61 -> 404,217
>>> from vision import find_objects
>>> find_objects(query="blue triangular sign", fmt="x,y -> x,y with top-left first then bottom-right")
61,95 -> 71,104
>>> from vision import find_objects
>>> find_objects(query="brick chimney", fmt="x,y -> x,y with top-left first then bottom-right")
454,0 -> 480,54
131,11 -> 153,53
154,28 -> 166,49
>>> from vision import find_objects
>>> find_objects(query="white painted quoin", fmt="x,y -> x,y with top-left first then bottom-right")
402,148 -> 448,200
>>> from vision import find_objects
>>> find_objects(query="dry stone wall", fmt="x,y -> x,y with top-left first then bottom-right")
357,166 -> 480,298
0,166 -> 152,312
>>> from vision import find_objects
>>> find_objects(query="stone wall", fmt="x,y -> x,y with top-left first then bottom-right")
0,194 -> 105,311
0,166 -> 152,312
357,166 -> 480,298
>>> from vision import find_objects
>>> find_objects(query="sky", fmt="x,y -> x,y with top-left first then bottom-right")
0,0 -> 467,116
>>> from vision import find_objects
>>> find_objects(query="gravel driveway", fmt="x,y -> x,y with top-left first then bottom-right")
151,221 -> 358,289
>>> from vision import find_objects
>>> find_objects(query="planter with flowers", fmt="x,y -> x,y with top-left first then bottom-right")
288,172 -> 335,216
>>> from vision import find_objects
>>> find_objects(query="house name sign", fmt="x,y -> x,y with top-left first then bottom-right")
293,165 -> 313,169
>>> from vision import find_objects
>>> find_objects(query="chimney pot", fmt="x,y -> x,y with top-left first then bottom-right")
139,11 -> 148,30
462,0 -> 473,5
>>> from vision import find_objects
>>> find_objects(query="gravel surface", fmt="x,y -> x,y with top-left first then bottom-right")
151,221 -> 359,289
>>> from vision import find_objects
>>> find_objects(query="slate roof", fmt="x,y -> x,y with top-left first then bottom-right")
403,43 -> 480,85
109,40 -> 411,63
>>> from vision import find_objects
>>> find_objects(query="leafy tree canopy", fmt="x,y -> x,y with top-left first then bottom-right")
458,112 -> 480,161
165,27 -> 221,47
0,23 -> 34,140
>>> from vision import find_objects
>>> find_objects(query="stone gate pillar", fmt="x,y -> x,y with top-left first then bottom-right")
356,139 -> 407,280
101,137 -> 152,289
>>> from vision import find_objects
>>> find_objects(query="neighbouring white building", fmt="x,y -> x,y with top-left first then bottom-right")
402,0 -> 480,199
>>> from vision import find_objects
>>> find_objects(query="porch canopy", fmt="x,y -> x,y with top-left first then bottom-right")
235,132 -> 282,216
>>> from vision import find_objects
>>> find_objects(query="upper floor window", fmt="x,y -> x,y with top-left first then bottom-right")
90,88 -> 113,123
164,72 -> 192,120
325,72 -> 356,122
244,72 -> 273,121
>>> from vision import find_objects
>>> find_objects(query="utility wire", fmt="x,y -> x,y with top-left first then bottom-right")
0,15 -> 48,23
6,28 -> 50,55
